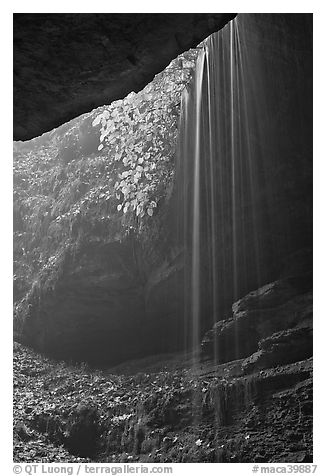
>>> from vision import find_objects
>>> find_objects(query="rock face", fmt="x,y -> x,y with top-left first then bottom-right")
201,263 -> 312,365
14,14 -> 312,366
201,273 -> 312,363
13,13 -> 236,140
242,327 -> 313,373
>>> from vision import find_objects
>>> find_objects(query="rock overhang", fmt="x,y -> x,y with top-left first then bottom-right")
13,13 -> 236,141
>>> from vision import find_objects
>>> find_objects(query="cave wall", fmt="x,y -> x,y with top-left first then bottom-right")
13,44 -> 204,363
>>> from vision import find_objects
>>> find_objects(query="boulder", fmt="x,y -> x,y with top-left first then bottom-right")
232,273 -> 312,315
242,327 -> 313,373
201,281 -> 312,363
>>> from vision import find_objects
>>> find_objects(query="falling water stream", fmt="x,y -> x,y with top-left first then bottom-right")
177,14 -> 310,363
174,12 -> 312,437
179,17 -> 256,362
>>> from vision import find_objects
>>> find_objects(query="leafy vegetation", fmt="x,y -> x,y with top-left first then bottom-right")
92,86 -> 180,219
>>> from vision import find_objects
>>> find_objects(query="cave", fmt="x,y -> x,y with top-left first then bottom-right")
13,13 -> 313,464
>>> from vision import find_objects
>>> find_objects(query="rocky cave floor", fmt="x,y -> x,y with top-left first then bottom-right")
13,342 -> 312,463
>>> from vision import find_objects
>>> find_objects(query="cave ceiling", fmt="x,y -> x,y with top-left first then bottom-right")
13,13 -> 236,141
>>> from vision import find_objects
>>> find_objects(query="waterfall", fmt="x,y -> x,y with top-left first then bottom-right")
177,14 -> 298,362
